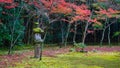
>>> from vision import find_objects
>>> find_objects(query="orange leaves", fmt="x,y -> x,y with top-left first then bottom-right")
108,8 -> 116,14
0,0 -> 18,9
95,8 -> 120,18
89,18 -> 102,25
41,0 -> 91,21
40,0 -> 109,26
0,0 -> 13,3
41,0 -> 72,14
72,16 -> 80,22
4,6 -> 15,9
4,2 -> 18,9
51,4 -> 72,14
41,0 -> 53,9
71,16 -> 88,22
75,7 -> 90,16
97,0 -> 107,2
75,4 -> 90,16
71,4 -> 91,23
95,8 -> 107,15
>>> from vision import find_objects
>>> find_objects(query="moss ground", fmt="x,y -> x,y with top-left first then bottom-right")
14,52 -> 120,68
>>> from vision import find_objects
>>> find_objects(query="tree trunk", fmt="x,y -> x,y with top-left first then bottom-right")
94,31 -> 96,43
64,23 -> 71,47
60,21 -> 65,48
100,29 -> 106,47
108,25 -> 111,47
100,18 -> 108,47
73,22 -> 77,44
118,36 -> 120,45
82,22 -> 89,44
8,45 -> 13,55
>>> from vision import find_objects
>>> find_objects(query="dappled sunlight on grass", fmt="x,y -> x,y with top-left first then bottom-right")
13,52 -> 120,68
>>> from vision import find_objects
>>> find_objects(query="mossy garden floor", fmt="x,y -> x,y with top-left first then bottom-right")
14,52 -> 120,68
0,46 -> 120,68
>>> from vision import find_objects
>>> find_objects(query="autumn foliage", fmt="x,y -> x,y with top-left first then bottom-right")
95,8 -> 120,18
4,2 -> 18,9
71,4 -> 91,22
40,0 -> 104,25
0,0 -> 119,26
0,0 -> 13,3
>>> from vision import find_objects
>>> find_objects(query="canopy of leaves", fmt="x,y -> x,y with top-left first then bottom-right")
0,0 -> 120,46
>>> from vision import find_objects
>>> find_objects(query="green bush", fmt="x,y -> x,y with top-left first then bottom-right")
74,42 -> 86,49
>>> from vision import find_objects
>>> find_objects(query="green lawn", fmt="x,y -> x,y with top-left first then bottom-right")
13,52 -> 120,68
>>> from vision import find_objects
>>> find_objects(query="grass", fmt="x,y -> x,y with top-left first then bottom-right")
0,45 -> 33,55
13,52 -> 120,68
1,45 -> 120,68
0,47 -> 8,55
0,44 -> 61,55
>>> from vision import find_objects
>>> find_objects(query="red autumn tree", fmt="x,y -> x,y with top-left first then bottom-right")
95,7 -> 120,46
40,0 -> 101,25
40,0 -> 102,45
